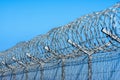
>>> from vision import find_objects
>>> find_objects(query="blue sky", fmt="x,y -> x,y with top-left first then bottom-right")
0,0 -> 119,51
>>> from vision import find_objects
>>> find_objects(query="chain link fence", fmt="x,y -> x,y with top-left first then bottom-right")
0,2 -> 120,80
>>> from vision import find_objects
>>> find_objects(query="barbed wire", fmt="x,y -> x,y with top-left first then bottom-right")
0,2 -> 120,80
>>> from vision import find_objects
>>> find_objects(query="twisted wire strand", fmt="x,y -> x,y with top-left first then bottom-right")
0,2 -> 120,78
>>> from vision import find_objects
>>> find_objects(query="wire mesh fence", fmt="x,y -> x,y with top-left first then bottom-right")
0,2 -> 120,80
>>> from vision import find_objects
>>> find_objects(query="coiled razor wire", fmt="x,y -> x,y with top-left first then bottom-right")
0,2 -> 120,80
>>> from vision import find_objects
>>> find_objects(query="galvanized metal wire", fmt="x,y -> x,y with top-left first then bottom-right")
0,2 -> 120,80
